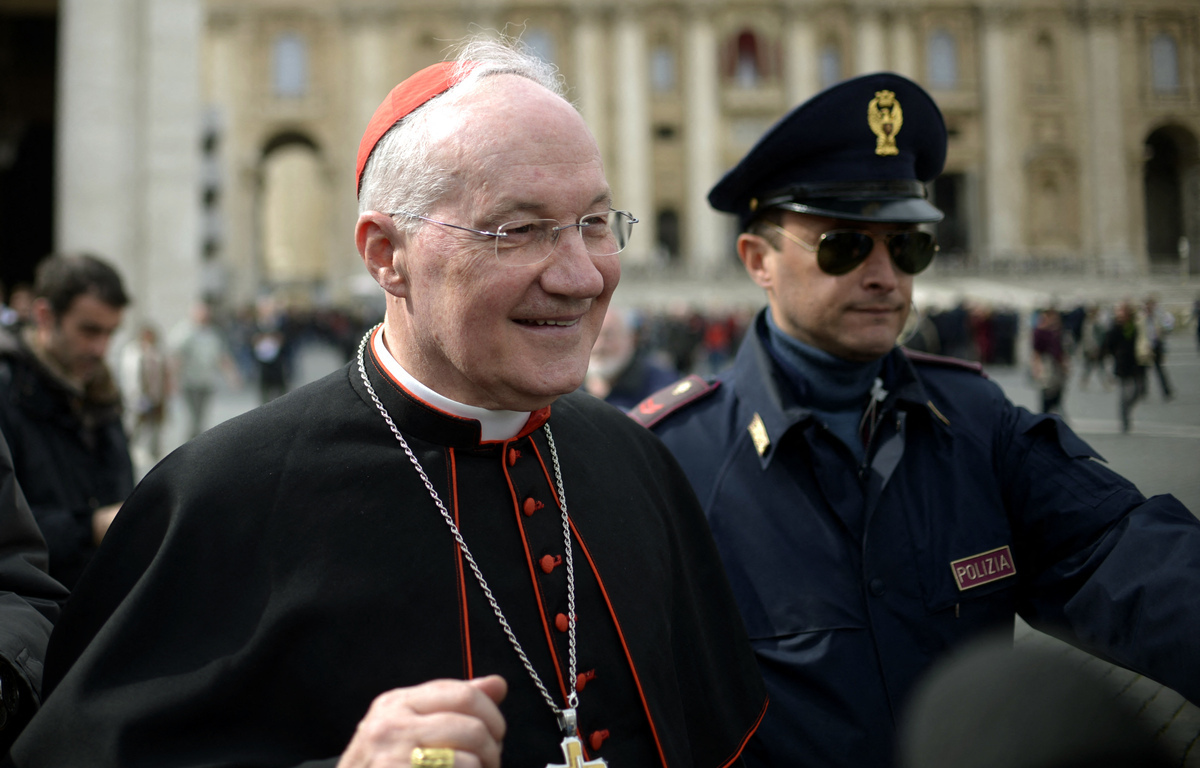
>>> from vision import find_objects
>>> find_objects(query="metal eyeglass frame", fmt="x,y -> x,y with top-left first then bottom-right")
386,209 -> 639,266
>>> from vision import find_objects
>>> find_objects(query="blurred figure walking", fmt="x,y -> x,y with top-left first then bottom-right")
119,324 -> 170,466
1104,301 -> 1150,433
1142,295 -> 1174,401
1077,305 -> 1112,391
1031,307 -> 1068,415
169,302 -> 238,440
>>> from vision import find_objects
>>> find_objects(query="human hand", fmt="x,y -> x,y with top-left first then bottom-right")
92,503 -> 122,545
337,676 -> 507,768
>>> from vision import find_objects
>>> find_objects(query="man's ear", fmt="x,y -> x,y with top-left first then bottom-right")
738,232 -> 775,290
355,212 -> 408,299
30,297 -> 56,332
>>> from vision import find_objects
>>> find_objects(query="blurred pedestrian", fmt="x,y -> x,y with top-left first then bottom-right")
169,302 -> 238,440
1030,306 -> 1068,414
119,323 -> 170,465
1104,301 -> 1150,433
0,253 -> 133,589
1142,295 -> 1174,401
1077,304 -> 1112,391
1192,294 -> 1200,351
584,307 -> 678,411
251,296 -> 289,404
0,284 -> 33,331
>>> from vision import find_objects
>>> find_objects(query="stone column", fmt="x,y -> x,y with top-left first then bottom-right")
339,13 -> 399,301
980,10 -> 1022,263
683,8 -> 724,275
1082,8 -> 1132,272
139,0 -> 202,328
855,9 -> 887,75
56,0 -> 139,281
613,11 -> 654,267
572,11 -> 607,159
57,0 -> 202,334
784,11 -> 819,105
204,11 -> 257,308
889,11 -> 919,79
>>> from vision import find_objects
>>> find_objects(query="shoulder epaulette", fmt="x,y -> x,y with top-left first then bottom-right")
627,374 -> 719,429
902,348 -> 986,377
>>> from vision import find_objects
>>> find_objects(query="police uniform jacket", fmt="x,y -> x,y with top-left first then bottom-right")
0,329 -> 133,589
10,329 -> 767,768
644,309 -> 1200,768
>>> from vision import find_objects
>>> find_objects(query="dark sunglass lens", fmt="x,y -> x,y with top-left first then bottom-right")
817,232 -> 874,275
888,232 -> 937,274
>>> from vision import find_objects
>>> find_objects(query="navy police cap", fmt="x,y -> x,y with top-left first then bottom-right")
709,72 -> 947,227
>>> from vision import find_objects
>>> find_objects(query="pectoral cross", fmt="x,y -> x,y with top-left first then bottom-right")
547,709 -> 608,768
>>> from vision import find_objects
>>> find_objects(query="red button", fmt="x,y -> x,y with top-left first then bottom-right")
589,730 -> 610,751
576,669 -> 596,691
540,554 -> 562,574
522,497 -> 540,517
507,448 -> 520,466
555,613 -> 569,632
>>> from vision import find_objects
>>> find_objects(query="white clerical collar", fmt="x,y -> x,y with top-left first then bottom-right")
372,328 -> 531,442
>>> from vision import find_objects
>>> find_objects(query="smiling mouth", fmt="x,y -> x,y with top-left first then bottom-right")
515,319 -> 579,327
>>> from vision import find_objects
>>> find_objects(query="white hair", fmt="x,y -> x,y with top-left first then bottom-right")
357,33 -> 569,233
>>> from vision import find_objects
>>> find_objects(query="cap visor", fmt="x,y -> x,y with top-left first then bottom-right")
777,197 -> 944,224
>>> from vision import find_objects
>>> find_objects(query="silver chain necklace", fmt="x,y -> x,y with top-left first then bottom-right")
356,329 -> 603,766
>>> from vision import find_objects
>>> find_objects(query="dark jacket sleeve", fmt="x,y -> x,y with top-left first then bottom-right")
0,429 -> 68,752
1000,407 -> 1200,703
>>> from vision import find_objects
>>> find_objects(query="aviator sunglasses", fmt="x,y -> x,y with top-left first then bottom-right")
765,223 -> 938,276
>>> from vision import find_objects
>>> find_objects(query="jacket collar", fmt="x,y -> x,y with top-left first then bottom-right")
730,309 -> 945,467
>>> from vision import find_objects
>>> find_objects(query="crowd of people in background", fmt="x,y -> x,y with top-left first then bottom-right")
4,279 -> 1195,455
585,294 -> 1196,438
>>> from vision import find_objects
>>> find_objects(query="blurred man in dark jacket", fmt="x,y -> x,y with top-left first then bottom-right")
0,254 -> 133,589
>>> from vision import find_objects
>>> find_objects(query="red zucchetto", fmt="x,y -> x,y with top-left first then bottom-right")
355,61 -> 478,196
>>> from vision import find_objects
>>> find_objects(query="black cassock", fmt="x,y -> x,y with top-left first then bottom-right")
12,336 -> 766,768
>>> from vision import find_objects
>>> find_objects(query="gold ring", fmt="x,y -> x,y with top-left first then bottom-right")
411,747 -> 455,768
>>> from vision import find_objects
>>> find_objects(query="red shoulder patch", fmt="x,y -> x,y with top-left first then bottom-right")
902,348 -> 987,377
627,375 -> 719,429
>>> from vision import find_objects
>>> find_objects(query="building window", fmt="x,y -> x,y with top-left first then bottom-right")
1151,33 -> 1181,94
1032,32 -> 1058,92
928,30 -> 958,89
735,30 -> 762,88
819,43 -> 842,89
272,33 -> 308,98
656,209 -> 680,261
525,29 -> 556,66
651,45 -> 676,93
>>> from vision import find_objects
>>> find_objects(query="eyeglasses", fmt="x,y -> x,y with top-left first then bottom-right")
388,210 -> 639,267
764,223 -> 938,276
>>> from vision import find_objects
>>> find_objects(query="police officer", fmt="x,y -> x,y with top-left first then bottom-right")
633,72 -> 1200,767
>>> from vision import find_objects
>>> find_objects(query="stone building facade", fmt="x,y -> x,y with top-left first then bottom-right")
198,0 -> 1200,311
4,0 -> 1198,327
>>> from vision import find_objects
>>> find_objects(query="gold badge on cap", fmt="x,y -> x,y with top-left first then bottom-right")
867,89 -> 903,156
